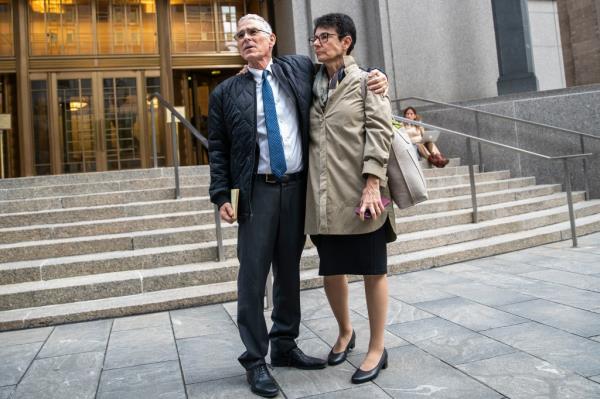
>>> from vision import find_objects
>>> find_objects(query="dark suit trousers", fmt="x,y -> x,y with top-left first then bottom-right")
236,176 -> 306,370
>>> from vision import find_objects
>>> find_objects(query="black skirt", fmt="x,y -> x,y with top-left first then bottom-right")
311,221 -> 388,276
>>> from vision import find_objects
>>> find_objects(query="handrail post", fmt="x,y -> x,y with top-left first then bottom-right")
151,93 -> 226,267
563,159 -> 578,247
466,137 -> 478,223
151,101 -> 158,168
580,136 -> 590,200
474,112 -> 484,172
171,120 -> 181,199
214,204 -> 225,261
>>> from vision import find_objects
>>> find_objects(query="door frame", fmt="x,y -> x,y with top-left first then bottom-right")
38,70 -> 151,174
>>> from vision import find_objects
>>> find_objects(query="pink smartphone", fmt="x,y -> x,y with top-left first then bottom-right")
355,197 -> 391,219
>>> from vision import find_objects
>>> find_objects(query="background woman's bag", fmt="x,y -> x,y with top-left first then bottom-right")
387,126 -> 428,208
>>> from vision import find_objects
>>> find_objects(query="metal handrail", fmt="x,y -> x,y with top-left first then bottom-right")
148,92 -> 225,262
393,96 -> 598,200
394,115 -> 593,247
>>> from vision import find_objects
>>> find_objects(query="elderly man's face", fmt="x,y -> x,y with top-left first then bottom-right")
236,19 -> 275,67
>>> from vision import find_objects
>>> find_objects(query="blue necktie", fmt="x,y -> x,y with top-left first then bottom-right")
262,70 -> 287,178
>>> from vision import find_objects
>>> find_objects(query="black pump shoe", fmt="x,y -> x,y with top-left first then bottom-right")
327,330 -> 356,365
351,349 -> 388,384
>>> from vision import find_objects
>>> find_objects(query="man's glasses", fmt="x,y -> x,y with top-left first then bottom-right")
234,28 -> 271,41
308,32 -> 340,45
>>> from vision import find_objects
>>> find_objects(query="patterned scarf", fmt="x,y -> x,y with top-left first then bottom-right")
313,63 -> 346,108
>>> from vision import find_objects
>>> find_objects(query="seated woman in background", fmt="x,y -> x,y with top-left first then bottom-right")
397,106 -> 449,168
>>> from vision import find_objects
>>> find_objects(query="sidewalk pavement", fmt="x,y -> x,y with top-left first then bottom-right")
2,233 -> 600,399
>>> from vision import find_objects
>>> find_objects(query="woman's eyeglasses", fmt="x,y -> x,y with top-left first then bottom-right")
234,28 -> 271,41
308,32 -> 340,45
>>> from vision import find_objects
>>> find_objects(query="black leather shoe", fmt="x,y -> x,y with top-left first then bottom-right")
271,347 -> 327,370
351,349 -> 388,384
328,330 -> 356,365
246,364 -> 279,398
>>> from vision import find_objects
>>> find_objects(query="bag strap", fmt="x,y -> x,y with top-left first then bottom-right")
359,70 -> 369,125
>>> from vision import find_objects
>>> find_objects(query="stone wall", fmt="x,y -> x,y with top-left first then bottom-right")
274,0 -> 500,102
557,0 -> 600,86
414,85 -> 600,198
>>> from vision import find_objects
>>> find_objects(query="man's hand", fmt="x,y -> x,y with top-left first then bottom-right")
219,202 -> 236,224
367,69 -> 388,96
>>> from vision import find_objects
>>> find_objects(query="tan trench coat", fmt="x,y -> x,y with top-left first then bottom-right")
305,56 -> 396,239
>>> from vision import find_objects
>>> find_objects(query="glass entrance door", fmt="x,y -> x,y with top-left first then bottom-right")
57,77 -> 97,173
103,77 -> 141,170
52,72 -> 146,173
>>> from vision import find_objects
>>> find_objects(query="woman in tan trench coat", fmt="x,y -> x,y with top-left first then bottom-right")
305,13 -> 396,384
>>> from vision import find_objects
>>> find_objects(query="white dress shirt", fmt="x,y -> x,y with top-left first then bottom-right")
248,61 -> 303,174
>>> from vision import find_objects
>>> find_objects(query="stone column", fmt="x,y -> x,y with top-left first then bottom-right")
156,0 -> 175,166
491,0 -> 539,94
12,0 -> 34,176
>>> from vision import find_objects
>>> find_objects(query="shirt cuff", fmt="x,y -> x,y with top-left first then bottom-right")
212,192 -> 230,209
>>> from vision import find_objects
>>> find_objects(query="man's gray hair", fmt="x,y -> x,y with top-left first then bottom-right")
237,14 -> 273,34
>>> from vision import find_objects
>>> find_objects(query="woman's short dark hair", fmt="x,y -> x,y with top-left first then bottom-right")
313,13 -> 356,55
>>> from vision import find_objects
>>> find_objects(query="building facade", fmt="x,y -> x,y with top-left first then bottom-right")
274,0 -> 565,104
0,0 -> 272,179
0,0 -> 569,179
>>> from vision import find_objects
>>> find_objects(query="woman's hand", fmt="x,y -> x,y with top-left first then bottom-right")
359,175 -> 384,221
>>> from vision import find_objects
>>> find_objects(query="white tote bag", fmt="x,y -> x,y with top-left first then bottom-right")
387,126 -> 429,209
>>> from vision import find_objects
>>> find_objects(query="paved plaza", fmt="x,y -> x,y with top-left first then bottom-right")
2,233 -> 600,398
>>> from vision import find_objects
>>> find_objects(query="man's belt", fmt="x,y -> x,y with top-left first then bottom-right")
256,172 -> 303,184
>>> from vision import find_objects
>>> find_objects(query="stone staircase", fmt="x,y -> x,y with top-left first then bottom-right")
1,159 -> 600,331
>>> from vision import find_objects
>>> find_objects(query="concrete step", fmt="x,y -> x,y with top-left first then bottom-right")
420,157 -> 461,169
0,197 -> 216,228
0,280 -> 240,331
0,186 -> 209,213
0,157 -> 458,193
0,179 -> 543,244
0,165 -> 210,190
0,188 -> 574,264
421,164 -> 477,178
397,184 -> 561,217
395,191 -> 583,234
0,175 -> 209,202
1,210 -> 599,331
0,164 -> 471,202
0,191 -> 584,282
389,199 -> 600,256
0,192 -> 590,288
426,177 -> 535,200
425,170 -> 510,189
0,165 -> 474,214
302,194 -> 591,269
0,259 -> 241,312
0,240 -> 237,286
0,211 -> 237,245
